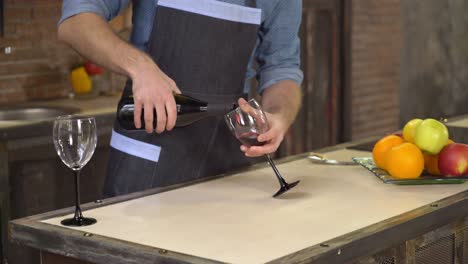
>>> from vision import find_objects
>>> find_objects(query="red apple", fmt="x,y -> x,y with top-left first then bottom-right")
438,143 -> 468,177
392,131 -> 404,138
84,61 -> 105,75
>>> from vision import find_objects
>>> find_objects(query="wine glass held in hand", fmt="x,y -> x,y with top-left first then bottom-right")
53,115 -> 98,226
225,99 -> 300,197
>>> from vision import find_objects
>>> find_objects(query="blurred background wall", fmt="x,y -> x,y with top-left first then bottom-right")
0,0 -> 467,155
279,0 -> 468,156
400,0 -> 468,124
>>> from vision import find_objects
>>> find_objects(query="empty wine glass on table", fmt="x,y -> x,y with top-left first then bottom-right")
225,99 -> 300,197
53,115 -> 98,226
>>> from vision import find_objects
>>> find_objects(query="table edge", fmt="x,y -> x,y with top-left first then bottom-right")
13,136 -> 468,264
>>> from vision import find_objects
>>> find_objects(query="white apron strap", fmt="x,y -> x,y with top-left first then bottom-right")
157,0 -> 261,25
110,130 -> 161,162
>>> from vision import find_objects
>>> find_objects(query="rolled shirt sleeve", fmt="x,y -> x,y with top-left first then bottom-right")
59,0 -> 130,25
255,0 -> 303,93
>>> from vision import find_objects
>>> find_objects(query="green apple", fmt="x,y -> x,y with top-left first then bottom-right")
414,118 -> 449,155
402,118 -> 423,143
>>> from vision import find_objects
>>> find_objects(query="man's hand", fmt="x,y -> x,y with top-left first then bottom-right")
131,58 -> 181,133
57,13 -> 181,134
238,80 -> 302,157
240,110 -> 289,157
235,98 -> 289,157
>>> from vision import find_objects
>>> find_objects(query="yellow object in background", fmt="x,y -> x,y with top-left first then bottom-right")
70,66 -> 92,94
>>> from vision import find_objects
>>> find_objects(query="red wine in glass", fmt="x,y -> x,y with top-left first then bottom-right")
237,131 -> 265,147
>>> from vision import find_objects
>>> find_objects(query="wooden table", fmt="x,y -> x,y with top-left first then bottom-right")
9,139 -> 468,264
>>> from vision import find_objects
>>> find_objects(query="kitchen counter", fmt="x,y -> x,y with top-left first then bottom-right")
9,138 -> 468,264
446,113 -> 468,128
446,114 -> 468,144
0,95 -> 120,141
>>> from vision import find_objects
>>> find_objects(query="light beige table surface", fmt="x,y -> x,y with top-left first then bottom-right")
43,149 -> 468,264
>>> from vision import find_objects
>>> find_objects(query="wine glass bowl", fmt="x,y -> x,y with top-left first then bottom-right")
53,115 -> 98,226
53,115 -> 97,170
225,99 -> 269,147
225,99 -> 300,197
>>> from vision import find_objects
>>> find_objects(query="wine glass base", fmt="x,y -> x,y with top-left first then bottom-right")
61,217 -> 97,227
273,180 -> 300,198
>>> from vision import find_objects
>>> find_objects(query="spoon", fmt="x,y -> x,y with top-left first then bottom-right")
308,153 -> 357,166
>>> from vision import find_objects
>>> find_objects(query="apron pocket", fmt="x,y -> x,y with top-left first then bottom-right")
104,130 -> 162,197
104,147 -> 161,196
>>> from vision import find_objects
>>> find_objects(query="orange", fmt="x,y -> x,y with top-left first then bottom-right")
372,135 -> 405,169
385,143 -> 424,179
423,153 -> 440,175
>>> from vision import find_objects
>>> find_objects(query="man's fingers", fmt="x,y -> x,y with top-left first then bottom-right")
242,135 -> 282,157
154,102 -> 167,134
237,98 -> 254,114
171,82 -> 181,94
258,129 -> 275,142
165,99 -> 177,131
143,102 -> 154,133
237,98 -> 248,106
249,144 -> 277,156
163,75 -> 181,94
134,100 -> 143,129
239,127 -> 281,156
240,145 -> 249,152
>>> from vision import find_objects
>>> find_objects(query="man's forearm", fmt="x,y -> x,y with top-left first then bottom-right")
261,80 -> 302,128
59,12 -> 181,133
57,12 -> 152,79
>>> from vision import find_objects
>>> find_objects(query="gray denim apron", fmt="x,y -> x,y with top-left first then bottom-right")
103,0 -> 261,197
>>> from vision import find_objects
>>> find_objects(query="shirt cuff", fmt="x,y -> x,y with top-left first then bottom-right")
258,67 -> 304,94
59,2 -> 110,25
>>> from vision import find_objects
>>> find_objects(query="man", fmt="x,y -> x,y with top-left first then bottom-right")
58,0 -> 303,196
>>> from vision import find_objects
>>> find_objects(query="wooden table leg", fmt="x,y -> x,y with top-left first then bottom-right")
41,251 -> 91,264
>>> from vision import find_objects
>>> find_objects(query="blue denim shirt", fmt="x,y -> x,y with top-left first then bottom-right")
60,0 -> 303,93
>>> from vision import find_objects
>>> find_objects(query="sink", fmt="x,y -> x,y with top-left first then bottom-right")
0,106 -> 78,121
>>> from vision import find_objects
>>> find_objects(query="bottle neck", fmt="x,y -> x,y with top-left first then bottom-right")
206,103 -> 237,113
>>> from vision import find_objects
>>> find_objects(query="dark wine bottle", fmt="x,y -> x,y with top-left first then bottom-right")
117,93 -> 236,130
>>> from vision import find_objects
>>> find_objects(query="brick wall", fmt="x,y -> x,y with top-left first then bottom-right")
0,0 -> 129,105
0,0 -> 80,104
349,0 -> 402,139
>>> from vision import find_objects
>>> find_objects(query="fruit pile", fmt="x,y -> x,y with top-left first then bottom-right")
372,118 -> 468,179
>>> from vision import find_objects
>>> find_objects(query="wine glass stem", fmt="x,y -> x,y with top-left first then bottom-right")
266,154 -> 287,187
73,169 -> 83,220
